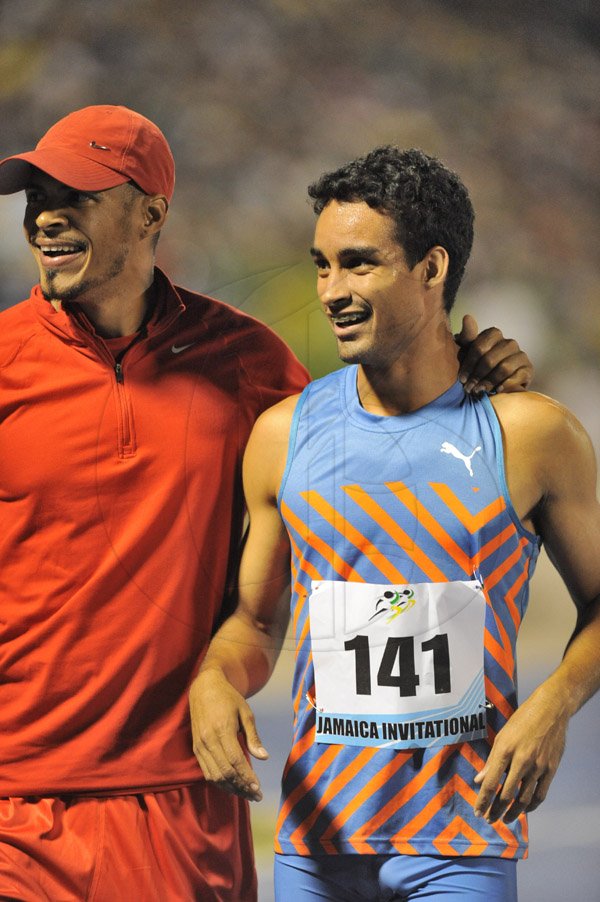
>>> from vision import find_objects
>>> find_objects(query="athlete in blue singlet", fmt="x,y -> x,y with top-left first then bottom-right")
190,148 -> 600,901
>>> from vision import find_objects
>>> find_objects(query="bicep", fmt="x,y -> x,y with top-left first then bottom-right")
535,417 -> 600,610
234,398 -> 297,632
235,497 -> 291,634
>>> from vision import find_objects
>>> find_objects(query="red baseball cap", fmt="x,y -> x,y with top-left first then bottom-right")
0,104 -> 175,200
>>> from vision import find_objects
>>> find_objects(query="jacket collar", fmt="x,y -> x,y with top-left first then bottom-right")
28,267 -> 186,347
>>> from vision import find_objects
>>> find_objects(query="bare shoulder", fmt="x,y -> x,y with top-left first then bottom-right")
490,391 -> 597,499
244,393 -> 303,502
249,393 -> 302,444
491,391 -> 592,450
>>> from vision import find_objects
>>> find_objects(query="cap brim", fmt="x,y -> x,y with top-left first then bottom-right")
0,148 -> 130,194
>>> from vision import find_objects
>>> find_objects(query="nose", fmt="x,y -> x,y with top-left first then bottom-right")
318,269 -> 352,308
34,207 -> 70,231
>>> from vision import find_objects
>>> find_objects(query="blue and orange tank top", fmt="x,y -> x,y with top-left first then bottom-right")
275,367 -> 540,859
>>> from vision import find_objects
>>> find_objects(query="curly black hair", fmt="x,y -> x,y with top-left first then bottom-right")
307,147 -> 474,311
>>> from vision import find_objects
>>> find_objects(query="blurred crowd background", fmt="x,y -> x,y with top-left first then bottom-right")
0,1 -> 598,899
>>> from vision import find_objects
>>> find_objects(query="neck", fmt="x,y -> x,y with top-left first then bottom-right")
52,271 -> 156,338
356,321 -> 460,416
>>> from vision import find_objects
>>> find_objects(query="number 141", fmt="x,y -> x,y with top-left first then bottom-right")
344,634 -> 451,697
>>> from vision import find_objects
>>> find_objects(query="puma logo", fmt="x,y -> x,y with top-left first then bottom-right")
440,442 -> 481,477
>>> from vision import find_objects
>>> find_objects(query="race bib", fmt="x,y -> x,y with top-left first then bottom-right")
308,579 -> 487,749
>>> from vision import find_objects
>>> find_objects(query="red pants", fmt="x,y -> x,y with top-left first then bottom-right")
0,785 -> 256,901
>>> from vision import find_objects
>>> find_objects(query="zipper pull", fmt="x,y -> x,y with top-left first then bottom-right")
115,363 -> 124,384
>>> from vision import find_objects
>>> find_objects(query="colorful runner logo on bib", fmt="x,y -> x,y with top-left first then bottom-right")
370,587 -> 416,623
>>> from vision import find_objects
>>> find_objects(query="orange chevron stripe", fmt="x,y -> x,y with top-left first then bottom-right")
342,485 -> 449,582
292,648 -> 312,716
322,836 -> 381,854
281,500 -> 364,582
281,722 -> 314,782
461,742 -> 488,771
354,746 -> 456,842
433,815 -> 488,856
473,523 -> 517,570
294,608 -> 310,661
288,747 -> 380,853
389,481 -> 519,578
485,634 -> 513,682
406,772 -> 520,854
292,595 -> 308,652
274,742 -> 341,855
275,725 -> 318,833
320,750 -> 413,843
385,838 -> 419,854
484,542 -> 534,682
491,815 -> 524,858
484,624 -> 514,682
288,531 -> 324,588
484,586 -> 516,680
347,835 -> 379,854
302,490 -> 407,583
288,532 -> 321,643
391,774 -> 480,850
504,557 -> 531,630
484,676 -> 515,722
387,481 -> 472,574
278,745 -> 339,855
519,812 -> 529,854
430,484 -> 506,533
484,538 -> 529,591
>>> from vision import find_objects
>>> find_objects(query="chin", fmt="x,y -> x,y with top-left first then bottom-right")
41,277 -> 91,304
336,339 -> 361,363
337,340 -> 375,366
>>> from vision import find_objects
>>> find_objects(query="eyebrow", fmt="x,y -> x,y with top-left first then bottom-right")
310,245 -> 381,260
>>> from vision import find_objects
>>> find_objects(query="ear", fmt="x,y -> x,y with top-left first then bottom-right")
140,194 -> 169,238
422,246 -> 449,289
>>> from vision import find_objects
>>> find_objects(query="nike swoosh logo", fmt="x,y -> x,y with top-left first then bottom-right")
171,342 -> 195,354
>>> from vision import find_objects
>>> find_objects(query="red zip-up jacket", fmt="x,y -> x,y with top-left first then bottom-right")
0,268 -> 309,795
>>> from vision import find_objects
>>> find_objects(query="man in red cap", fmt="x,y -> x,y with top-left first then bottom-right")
0,106 -> 531,900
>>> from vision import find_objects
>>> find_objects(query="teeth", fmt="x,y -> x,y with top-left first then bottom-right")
40,246 -> 83,257
332,312 -> 367,325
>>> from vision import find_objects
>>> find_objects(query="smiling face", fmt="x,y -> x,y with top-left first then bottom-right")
23,170 -> 148,306
311,200 -> 436,369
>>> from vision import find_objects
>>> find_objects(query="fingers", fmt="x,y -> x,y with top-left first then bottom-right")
190,678 -> 268,802
499,774 -> 540,823
457,330 -> 533,395
193,716 -> 264,801
525,772 -> 553,813
239,705 -> 270,762
494,361 -> 533,393
473,753 -> 509,820
473,693 -> 566,824
454,313 -> 479,347
485,767 -> 536,824
474,760 -> 554,824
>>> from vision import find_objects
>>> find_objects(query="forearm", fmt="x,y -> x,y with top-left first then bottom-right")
545,593 -> 600,717
198,601 -> 288,699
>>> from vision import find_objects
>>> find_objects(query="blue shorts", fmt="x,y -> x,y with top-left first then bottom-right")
274,853 -> 517,901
